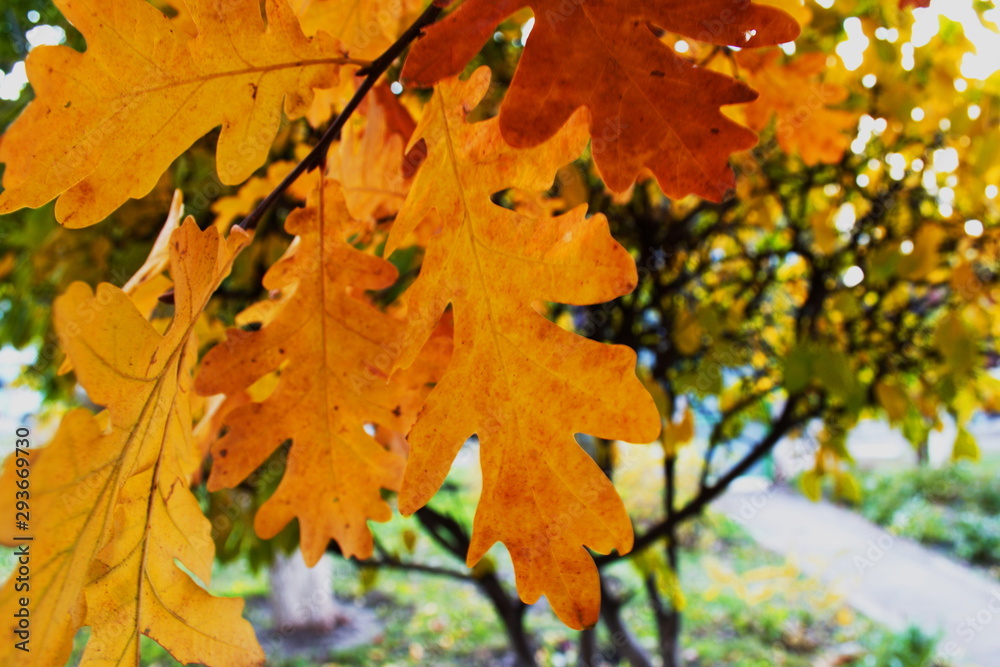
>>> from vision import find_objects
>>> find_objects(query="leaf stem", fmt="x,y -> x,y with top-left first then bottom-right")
238,2 -> 442,231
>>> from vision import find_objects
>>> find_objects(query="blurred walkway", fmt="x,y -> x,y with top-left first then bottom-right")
716,486 -> 1000,667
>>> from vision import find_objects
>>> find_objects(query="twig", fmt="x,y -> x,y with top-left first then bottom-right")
365,558 -> 474,582
597,395 -> 806,565
237,2 -> 442,231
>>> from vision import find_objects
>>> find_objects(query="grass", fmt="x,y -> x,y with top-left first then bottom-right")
46,489 -> 952,666
856,459 -> 1000,575
42,448 -> 976,665
220,512 -> 942,666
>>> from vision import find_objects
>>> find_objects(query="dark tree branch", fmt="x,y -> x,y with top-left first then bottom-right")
237,2 -> 442,231
598,394 -> 806,566
598,577 -> 655,667
413,505 -> 537,667
365,557 -> 474,582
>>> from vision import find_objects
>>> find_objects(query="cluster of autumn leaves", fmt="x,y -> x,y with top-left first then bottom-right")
0,0 -> 994,664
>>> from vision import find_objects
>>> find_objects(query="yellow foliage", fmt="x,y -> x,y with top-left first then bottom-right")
0,221 -> 261,666
0,0 -> 349,227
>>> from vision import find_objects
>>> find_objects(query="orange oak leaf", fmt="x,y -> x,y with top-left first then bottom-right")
734,49 -> 856,165
56,190 -> 183,376
327,84 -> 417,223
0,0 -> 349,228
196,181 -> 423,564
402,0 -> 800,199
0,220 -> 261,667
385,67 -> 661,629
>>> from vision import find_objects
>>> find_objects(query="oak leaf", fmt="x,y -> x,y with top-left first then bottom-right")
196,182 -> 423,564
0,410 -> 117,667
402,0 -> 799,199
0,220 -> 261,667
295,0 -> 424,59
385,67 -> 660,629
292,0 -> 425,123
734,49 -> 855,165
326,84 -> 418,223
0,0 -> 348,228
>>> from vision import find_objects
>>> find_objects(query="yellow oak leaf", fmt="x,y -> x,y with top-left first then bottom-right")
672,308 -> 705,356
385,67 -> 661,629
196,181 -> 421,564
0,0 -> 349,228
662,406 -> 696,458
875,379 -> 909,424
735,50 -> 856,166
952,427 -> 980,462
898,223 -> 945,280
800,469 -> 823,501
295,0 -> 424,59
0,410 -> 116,667
0,220 -> 261,667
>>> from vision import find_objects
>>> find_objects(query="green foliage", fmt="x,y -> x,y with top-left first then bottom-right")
860,462 -> 1000,568
952,513 -> 1000,566
885,497 -> 951,545
865,624 -> 942,667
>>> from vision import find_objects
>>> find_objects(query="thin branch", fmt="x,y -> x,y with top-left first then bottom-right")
365,558 -> 474,582
237,2 -> 442,231
597,395 -> 806,566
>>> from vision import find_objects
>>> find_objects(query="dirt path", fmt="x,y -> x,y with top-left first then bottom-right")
715,484 -> 1000,667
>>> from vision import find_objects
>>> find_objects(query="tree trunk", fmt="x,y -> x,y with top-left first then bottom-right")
917,435 -> 929,467
659,456 -> 682,667
269,548 -> 345,633
659,607 -> 682,667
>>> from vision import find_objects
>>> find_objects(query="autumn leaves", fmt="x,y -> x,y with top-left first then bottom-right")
402,0 -> 799,198
196,184 -> 422,566
0,0 -> 345,227
0,0 -> 802,660
382,69 -> 661,628
0,223 -> 260,667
